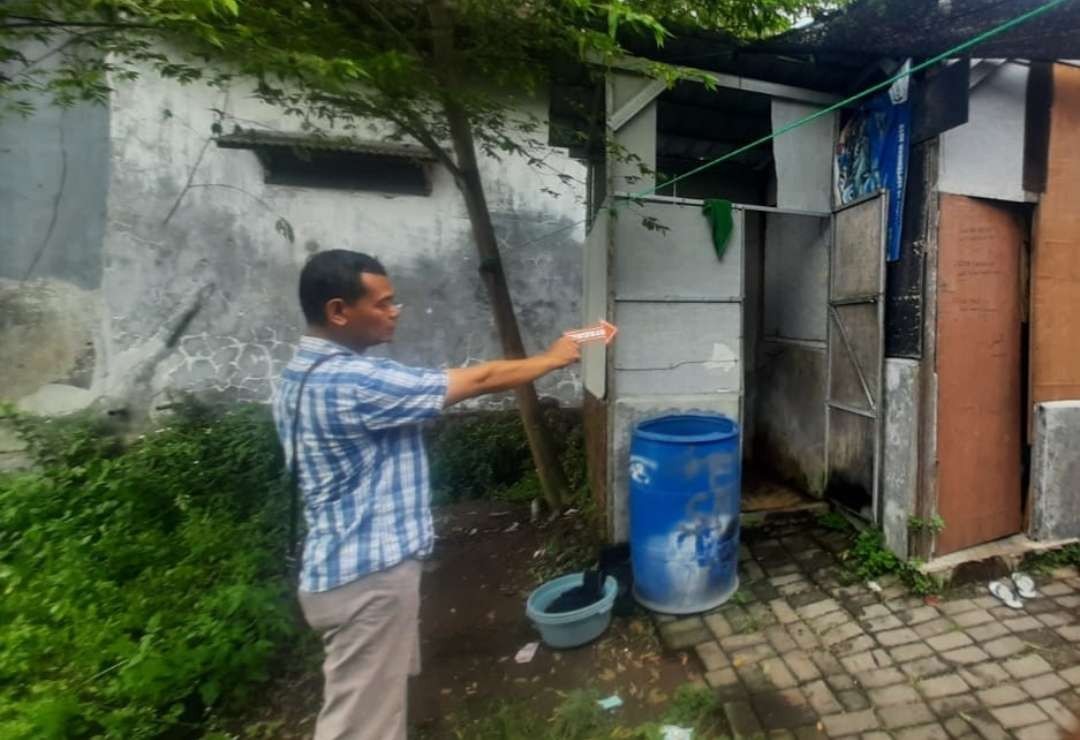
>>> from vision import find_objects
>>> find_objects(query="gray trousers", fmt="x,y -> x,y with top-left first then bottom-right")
298,559 -> 421,740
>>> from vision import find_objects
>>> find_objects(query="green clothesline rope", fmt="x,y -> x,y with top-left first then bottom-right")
624,0 -> 1074,201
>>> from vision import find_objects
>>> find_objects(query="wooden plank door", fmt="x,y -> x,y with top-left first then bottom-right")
935,194 -> 1023,555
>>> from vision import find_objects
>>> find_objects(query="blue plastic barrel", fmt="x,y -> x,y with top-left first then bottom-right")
629,414 -> 741,614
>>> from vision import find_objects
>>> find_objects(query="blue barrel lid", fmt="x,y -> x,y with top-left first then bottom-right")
634,414 -> 739,444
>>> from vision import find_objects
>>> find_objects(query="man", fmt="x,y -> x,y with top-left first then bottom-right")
272,249 -> 580,740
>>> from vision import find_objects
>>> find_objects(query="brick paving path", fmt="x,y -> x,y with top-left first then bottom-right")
655,521 -> 1080,739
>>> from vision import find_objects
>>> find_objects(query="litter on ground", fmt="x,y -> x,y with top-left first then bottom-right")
514,641 -> 539,664
597,695 -> 623,711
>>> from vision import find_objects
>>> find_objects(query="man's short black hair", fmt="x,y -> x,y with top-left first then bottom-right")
299,250 -> 387,325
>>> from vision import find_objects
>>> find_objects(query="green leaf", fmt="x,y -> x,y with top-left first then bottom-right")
199,679 -> 221,707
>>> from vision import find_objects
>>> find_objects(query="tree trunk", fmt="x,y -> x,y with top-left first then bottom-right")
429,0 -> 570,511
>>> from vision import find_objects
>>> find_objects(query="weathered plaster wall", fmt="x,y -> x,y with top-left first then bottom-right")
1030,400 -> 1080,542
771,100 -> 834,213
762,213 -> 829,342
752,212 -> 830,495
938,61 -> 1033,203
753,341 -> 827,495
2,65 -> 586,415
882,358 -> 920,558
0,43 -> 110,406
0,53 -> 110,288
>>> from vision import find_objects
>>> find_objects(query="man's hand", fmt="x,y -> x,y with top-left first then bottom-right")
544,336 -> 582,369
445,332 -> 582,408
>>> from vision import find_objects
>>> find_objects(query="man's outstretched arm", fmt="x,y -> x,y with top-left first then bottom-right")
444,336 -> 580,408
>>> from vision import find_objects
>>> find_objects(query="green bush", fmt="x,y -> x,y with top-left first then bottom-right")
427,408 -> 587,505
0,403 -> 589,738
0,404 -> 299,739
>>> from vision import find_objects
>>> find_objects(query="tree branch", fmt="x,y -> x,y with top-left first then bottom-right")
388,110 -> 462,181
350,1 -> 462,179
2,16 -> 159,31
163,135 -> 214,225
16,29 -> 110,75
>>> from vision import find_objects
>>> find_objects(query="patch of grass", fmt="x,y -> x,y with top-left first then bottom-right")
438,685 -> 728,740
907,515 -> 946,535
816,510 -> 854,533
550,691 -> 611,740
659,683 -> 723,732
1023,543 -> 1080,574
841,528 -> 943,597
445,698 -> 548,739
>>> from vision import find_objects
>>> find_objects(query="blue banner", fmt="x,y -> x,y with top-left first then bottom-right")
834,64 -> 912,262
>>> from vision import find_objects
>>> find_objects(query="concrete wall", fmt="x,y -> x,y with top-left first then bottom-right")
882,358 -> 920,557
938,61 -> 1033,203
771,100 -> 835,213
606,201 -> 746,540
753,340 -> 827,494
0,43 -> 110,406
0,47 -> 110,289
609,73 -> 656,194
1030,401 -> 1080,542
762,213 -> 829,342
752,212 -> 830,494
611,200 -> 744,398
2,63 -> 586,416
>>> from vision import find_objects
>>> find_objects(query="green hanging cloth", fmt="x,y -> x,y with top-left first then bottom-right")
701,198 -> 734,260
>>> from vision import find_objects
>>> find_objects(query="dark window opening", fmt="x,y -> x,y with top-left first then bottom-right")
216,130 -> 434,196
261,148 -> 430,195
655,82 -> 774,205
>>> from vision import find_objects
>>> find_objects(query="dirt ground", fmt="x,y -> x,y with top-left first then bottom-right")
411,501 -> 699,737
239,501 -> 700,739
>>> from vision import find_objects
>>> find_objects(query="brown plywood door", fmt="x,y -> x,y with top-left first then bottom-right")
1031,64 -> 1080,415
935,194 -> 1023,556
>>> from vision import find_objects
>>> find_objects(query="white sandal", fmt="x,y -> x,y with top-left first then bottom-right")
1011,572 -> 1037,599
989,580 -> 1023,609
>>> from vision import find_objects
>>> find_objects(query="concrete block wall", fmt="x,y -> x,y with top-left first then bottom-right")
1030,400 -> 1080,541
882,358 -> 920,558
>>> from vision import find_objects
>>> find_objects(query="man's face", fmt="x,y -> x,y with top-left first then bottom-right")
329,272 -> 401,348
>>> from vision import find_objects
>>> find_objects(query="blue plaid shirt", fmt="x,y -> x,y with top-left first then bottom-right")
272,336 -> 448,593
